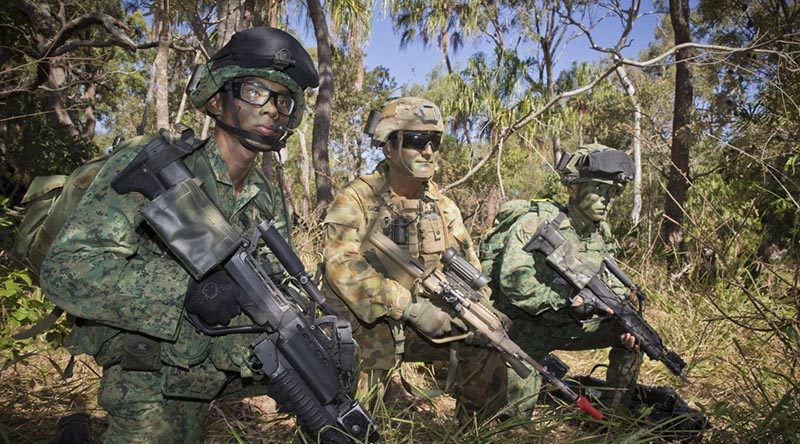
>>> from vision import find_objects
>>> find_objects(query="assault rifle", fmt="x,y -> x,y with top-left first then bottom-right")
522,214 -> 687,380
112,131 -> 379,444
364,229 -> 604,420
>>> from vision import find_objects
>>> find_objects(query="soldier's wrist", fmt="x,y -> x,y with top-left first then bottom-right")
387,286 -> 412,320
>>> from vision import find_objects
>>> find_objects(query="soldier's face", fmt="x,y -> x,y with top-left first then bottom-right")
208,76 -> 292,150
386,133 -> 439,180
573,181 -> 623,222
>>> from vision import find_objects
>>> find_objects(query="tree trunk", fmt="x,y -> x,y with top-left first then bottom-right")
307,0 -> 334,216
483,186 -> 501,228
268,0 -> 281,26
217,0 -> 242,46
137,57 -> 158,135
351,21 -> 365,92
662,0 -> 693,250
201,114 -> 211,139
46,62 -> 79,138
174,85 -> 189,127
440,30 -> 453,75
82,81 -> 97,140
616,65 -> 643,226
542,34 -> 562,165
297,122 -> 312,220
154,0 -> 171,130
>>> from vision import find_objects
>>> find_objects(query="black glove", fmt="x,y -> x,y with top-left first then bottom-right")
569,289 -> 609,320
185,268 -> 243,325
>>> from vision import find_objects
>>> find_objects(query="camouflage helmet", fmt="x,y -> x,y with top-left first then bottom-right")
557,143 -> 635,185
372,97 -> 444,146
188,27 -> 319,129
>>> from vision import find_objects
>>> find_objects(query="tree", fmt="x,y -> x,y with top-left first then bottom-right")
661,0 -> 693,251
0,0 -> 140,200
154,0 -> 172,130
307,0 -> 335,215
388,0 -> 481,75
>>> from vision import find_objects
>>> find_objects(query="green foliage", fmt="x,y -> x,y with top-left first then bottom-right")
0,266 -> 68,360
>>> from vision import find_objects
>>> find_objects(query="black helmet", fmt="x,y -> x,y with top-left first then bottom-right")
187,27 -> 319,150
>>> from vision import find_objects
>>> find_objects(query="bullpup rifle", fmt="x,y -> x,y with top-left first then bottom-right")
364,229 -> 604,420
522,215 -> 687,380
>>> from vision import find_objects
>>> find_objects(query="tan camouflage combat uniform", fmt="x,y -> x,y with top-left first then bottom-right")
495,201 -> 642,415
322,162 -> 507,416
41,134 -> 290,443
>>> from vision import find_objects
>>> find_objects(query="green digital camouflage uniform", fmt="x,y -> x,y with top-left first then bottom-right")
41,134 -> 290,443
495,201 -> 642,415
322,162 -> 507,416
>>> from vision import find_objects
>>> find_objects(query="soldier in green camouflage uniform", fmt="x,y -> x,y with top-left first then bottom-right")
494,144 -> 643,417
40,27 -> 319,443
322,97 -> 507,418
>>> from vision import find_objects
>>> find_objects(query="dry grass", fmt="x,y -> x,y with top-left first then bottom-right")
2,217 -> 798,443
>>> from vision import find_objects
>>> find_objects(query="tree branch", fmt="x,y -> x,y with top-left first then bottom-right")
43,12 -> 135,58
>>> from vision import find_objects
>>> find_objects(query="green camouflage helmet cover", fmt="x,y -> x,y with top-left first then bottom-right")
372,97 -> 444,146
557,143 -> 635,185
188,27 -> 319,129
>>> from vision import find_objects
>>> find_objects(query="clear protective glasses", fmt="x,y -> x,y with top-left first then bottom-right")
387,131 -> 442,151
228,80 -> 295,116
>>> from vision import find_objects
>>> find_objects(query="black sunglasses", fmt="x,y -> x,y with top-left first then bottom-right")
227,81 -> 295,116
387,131 -> 442,151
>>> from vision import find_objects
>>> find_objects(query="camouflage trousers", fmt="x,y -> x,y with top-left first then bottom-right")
505,308 -> 643,417
97,363 -> 272,443
354,318 -> 507,419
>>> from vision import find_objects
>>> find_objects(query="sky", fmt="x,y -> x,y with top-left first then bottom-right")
298,1 -> 665,88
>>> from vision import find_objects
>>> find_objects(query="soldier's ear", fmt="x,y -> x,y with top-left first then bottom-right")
382,141 -> 395,159
206,93 -> 223,117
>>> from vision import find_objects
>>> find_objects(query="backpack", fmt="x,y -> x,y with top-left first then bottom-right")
478,199 -> 563,295
11,155 -> 109,282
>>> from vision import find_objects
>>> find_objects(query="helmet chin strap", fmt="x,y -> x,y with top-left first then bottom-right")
214,87 -> 290,153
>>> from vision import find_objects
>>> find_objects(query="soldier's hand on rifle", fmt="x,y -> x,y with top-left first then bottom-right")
569,290 -> 613,319
185,268 -> 243,325
620,332 -> 640,351
402,300 -> 461,337
490,306 -> 513,330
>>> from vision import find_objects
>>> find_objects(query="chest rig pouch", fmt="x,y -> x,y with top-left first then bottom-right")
380,194 -> 447,269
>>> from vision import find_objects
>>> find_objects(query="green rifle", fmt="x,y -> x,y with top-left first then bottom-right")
364,229 -> 604,420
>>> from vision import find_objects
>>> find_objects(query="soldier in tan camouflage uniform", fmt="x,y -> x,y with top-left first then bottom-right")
491,144 -> 642,417
41,28 -> 319,443
322,97 -> 507,419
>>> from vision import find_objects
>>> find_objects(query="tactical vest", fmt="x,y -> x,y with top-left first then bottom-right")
355,170 -> 451,272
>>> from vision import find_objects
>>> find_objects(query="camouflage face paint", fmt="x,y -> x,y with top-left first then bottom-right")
387,135 -> 438,180
214,77 -> 292,151
574,181 -> 622,222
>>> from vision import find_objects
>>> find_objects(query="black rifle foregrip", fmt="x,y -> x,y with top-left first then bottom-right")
587,276 -> 687,378
253,339 -> 353,444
